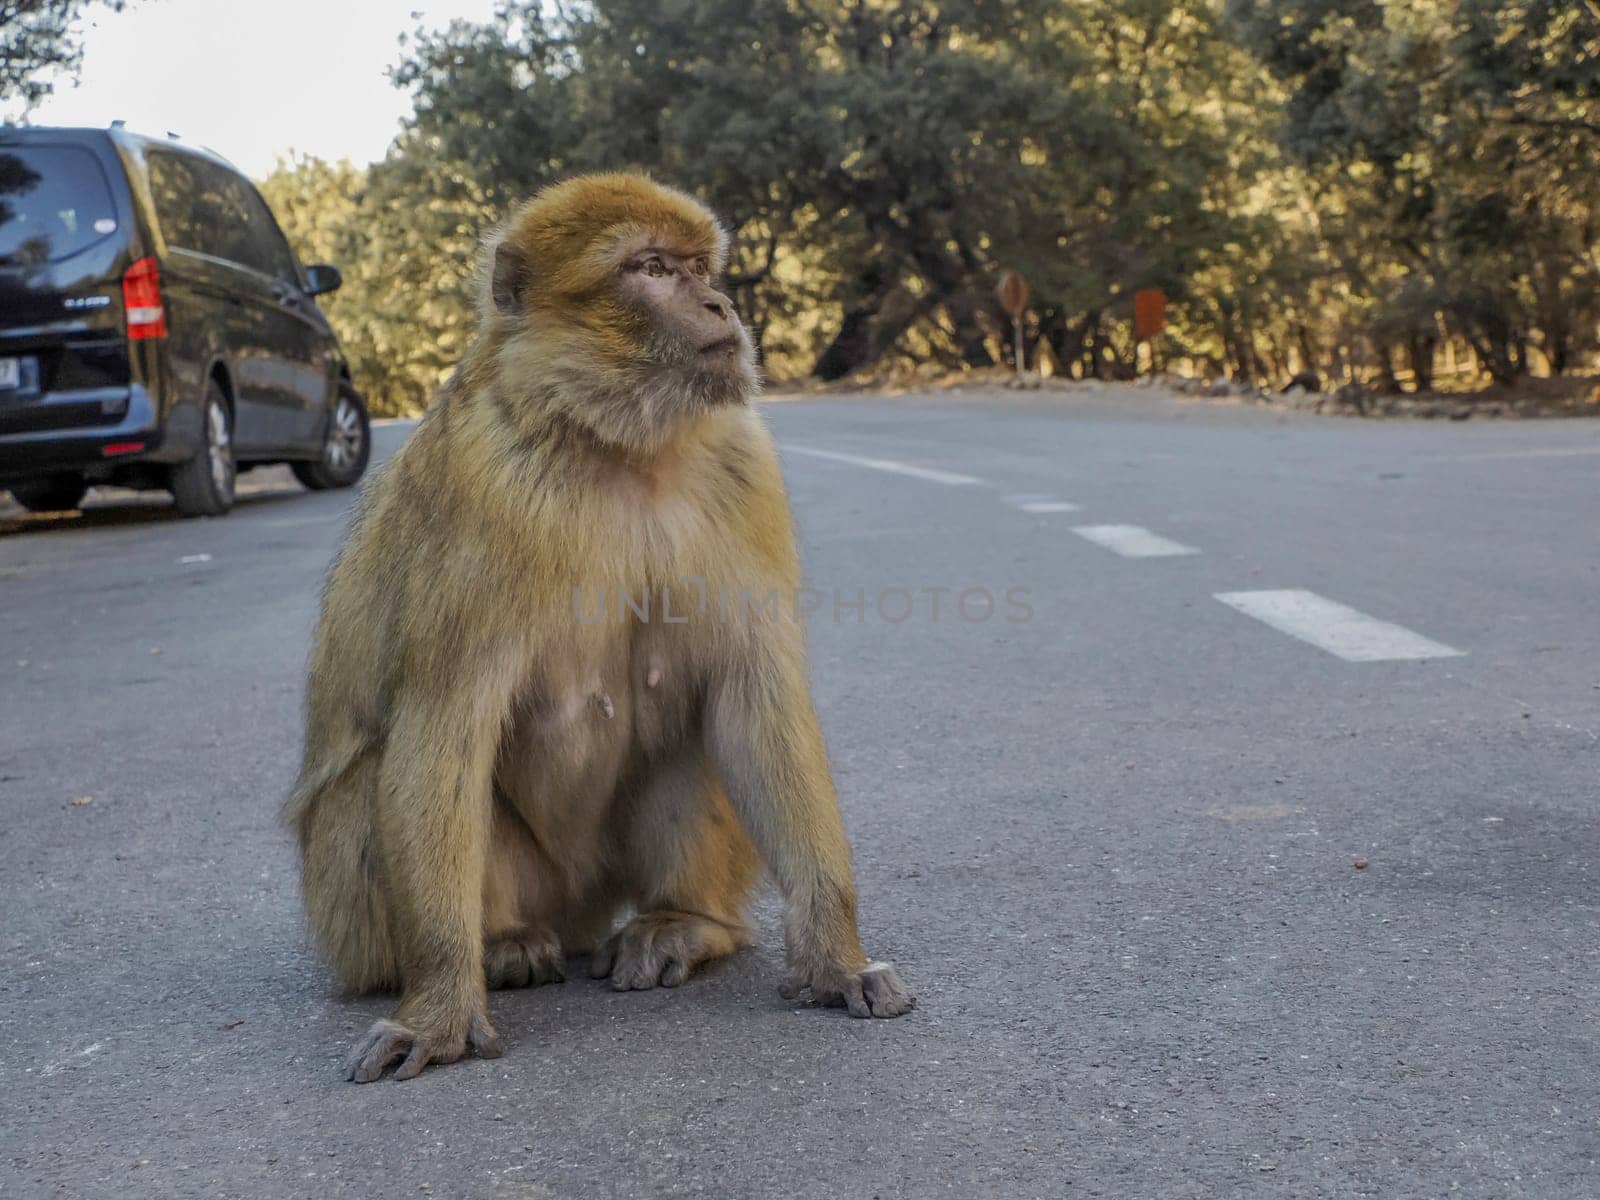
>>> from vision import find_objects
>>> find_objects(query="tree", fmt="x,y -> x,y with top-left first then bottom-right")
264,0 -> 1600,400
1,1 -> 126,113
1229,0 -> 1600,386
259,151 -> 494,416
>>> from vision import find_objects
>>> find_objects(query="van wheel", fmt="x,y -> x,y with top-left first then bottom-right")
9,475 -> 87,513
170,382 -> 235,517
292,383 -> 370,490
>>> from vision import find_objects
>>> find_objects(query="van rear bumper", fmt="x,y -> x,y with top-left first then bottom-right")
0,384 -> 197,482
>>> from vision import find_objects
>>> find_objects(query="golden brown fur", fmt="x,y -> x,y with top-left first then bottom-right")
285,172 -> 912,1083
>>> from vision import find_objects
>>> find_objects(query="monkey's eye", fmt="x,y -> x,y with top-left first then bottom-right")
692,257 -> 711,279
643,258 -> 668,278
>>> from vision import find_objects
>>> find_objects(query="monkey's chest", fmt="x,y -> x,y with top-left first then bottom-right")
497,613 -> 706,819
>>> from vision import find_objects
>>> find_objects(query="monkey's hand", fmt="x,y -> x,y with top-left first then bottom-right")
345,1011 -> 503,1083
779,960 -> 915,1019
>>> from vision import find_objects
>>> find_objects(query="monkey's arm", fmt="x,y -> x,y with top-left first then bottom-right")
345,658 -> 518,1082
706,619 -> 914,1019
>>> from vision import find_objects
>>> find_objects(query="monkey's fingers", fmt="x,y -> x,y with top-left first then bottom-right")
779,962 -> 916,1019
392,1040 -> 435,1082
468,1012 -> 505,1061
856,962 -> 915,1018
346,1019 -> 412,1083
345,1014 -> 501,1083
839,974 -> 873,1019
608,923 -> 668,991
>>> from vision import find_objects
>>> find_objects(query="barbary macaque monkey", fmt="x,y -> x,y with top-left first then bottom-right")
286,172 -> 913,1083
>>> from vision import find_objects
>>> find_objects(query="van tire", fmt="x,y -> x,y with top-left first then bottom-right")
170,381 -> 235,517
292,383 -> 370,490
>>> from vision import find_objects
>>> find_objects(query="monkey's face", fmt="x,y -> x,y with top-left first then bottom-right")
612,241 -> 757,403
485,174 -> 758,456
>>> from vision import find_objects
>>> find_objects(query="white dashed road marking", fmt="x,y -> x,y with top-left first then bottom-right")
780,444 -> 984,486
780,442 -> 1465,662
1214,589 -> 1464,662
1439,446 -> 1600,462
1071,524 -> 1200,558
1012,500 -> 1080,513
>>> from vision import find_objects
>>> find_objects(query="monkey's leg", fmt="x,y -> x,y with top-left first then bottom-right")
345,683 -> 509,1083
590,755 -> 757,991
707,635 -> 914,1019
481,804 -> 566,989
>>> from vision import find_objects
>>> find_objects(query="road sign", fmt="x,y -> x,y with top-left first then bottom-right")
1134,288 -> 1166,340
997,271 -> 1029,319
996,271 -> 1030,374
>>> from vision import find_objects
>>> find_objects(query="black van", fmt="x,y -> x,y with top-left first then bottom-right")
0,125 -> 369,517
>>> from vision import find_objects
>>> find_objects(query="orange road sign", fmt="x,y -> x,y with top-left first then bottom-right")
997,271 -> 1029,319
1134,288 -> 1167,340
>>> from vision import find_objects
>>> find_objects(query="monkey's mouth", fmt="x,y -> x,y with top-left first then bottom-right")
698,336 -> 740,356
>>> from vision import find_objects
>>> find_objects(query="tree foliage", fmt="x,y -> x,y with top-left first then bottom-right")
260,150 -> 493,415
258,0 -> 1600,413
1228,0 -> 1600,385
0,1 -> 126,113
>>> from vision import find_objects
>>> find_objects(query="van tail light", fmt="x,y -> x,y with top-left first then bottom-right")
122,256 -> 167,340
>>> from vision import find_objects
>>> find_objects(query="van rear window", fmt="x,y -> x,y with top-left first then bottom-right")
0,145 -> 118,265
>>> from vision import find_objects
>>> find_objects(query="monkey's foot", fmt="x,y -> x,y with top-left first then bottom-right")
345,1012 -> 503,1083
780,960 -> 915,1019
485,932 -> 566,989
589,910 -> 747,991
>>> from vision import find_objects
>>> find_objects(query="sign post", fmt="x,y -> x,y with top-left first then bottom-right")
996,270 -> 1030,376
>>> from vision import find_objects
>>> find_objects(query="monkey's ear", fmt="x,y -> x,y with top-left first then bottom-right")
491,240 -> 531,316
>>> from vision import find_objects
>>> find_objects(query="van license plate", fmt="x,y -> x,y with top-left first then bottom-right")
0,358 -> 18,391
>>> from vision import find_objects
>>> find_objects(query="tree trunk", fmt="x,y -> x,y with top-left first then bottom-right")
1372,339 -> 1401,394
943,292 -> 998,369
1086,312 -> 1108,379
1407,334 -> 1436,392
1218,310 -> 1241,380
1295,323 -> 1318,379
1466,335 -> 1520,387
812,307 -> 876,381
1239,325 -> 1264,387
1054,313 -> 1090,379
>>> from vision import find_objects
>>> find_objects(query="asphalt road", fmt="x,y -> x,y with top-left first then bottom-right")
3,385 -> 1598,1199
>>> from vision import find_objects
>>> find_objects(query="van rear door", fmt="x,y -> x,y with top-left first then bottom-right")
0,141 -> 133,433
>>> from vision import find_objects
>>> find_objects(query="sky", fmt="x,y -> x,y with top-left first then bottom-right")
9,0 -> 502,179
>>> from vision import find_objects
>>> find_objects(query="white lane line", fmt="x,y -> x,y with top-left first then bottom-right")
1071,524 -> 1199,558
1011,499 -> 1080,513
1439,446 -> 1600,462
1214,589 -> 1464,662
780,444 -> 984,486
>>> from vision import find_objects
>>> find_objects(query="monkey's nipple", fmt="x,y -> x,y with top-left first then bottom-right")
646,666 -> 662,689
594,692 -> 615,720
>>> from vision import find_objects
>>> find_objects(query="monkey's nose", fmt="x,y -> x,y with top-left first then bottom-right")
703,298 -> 731,321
